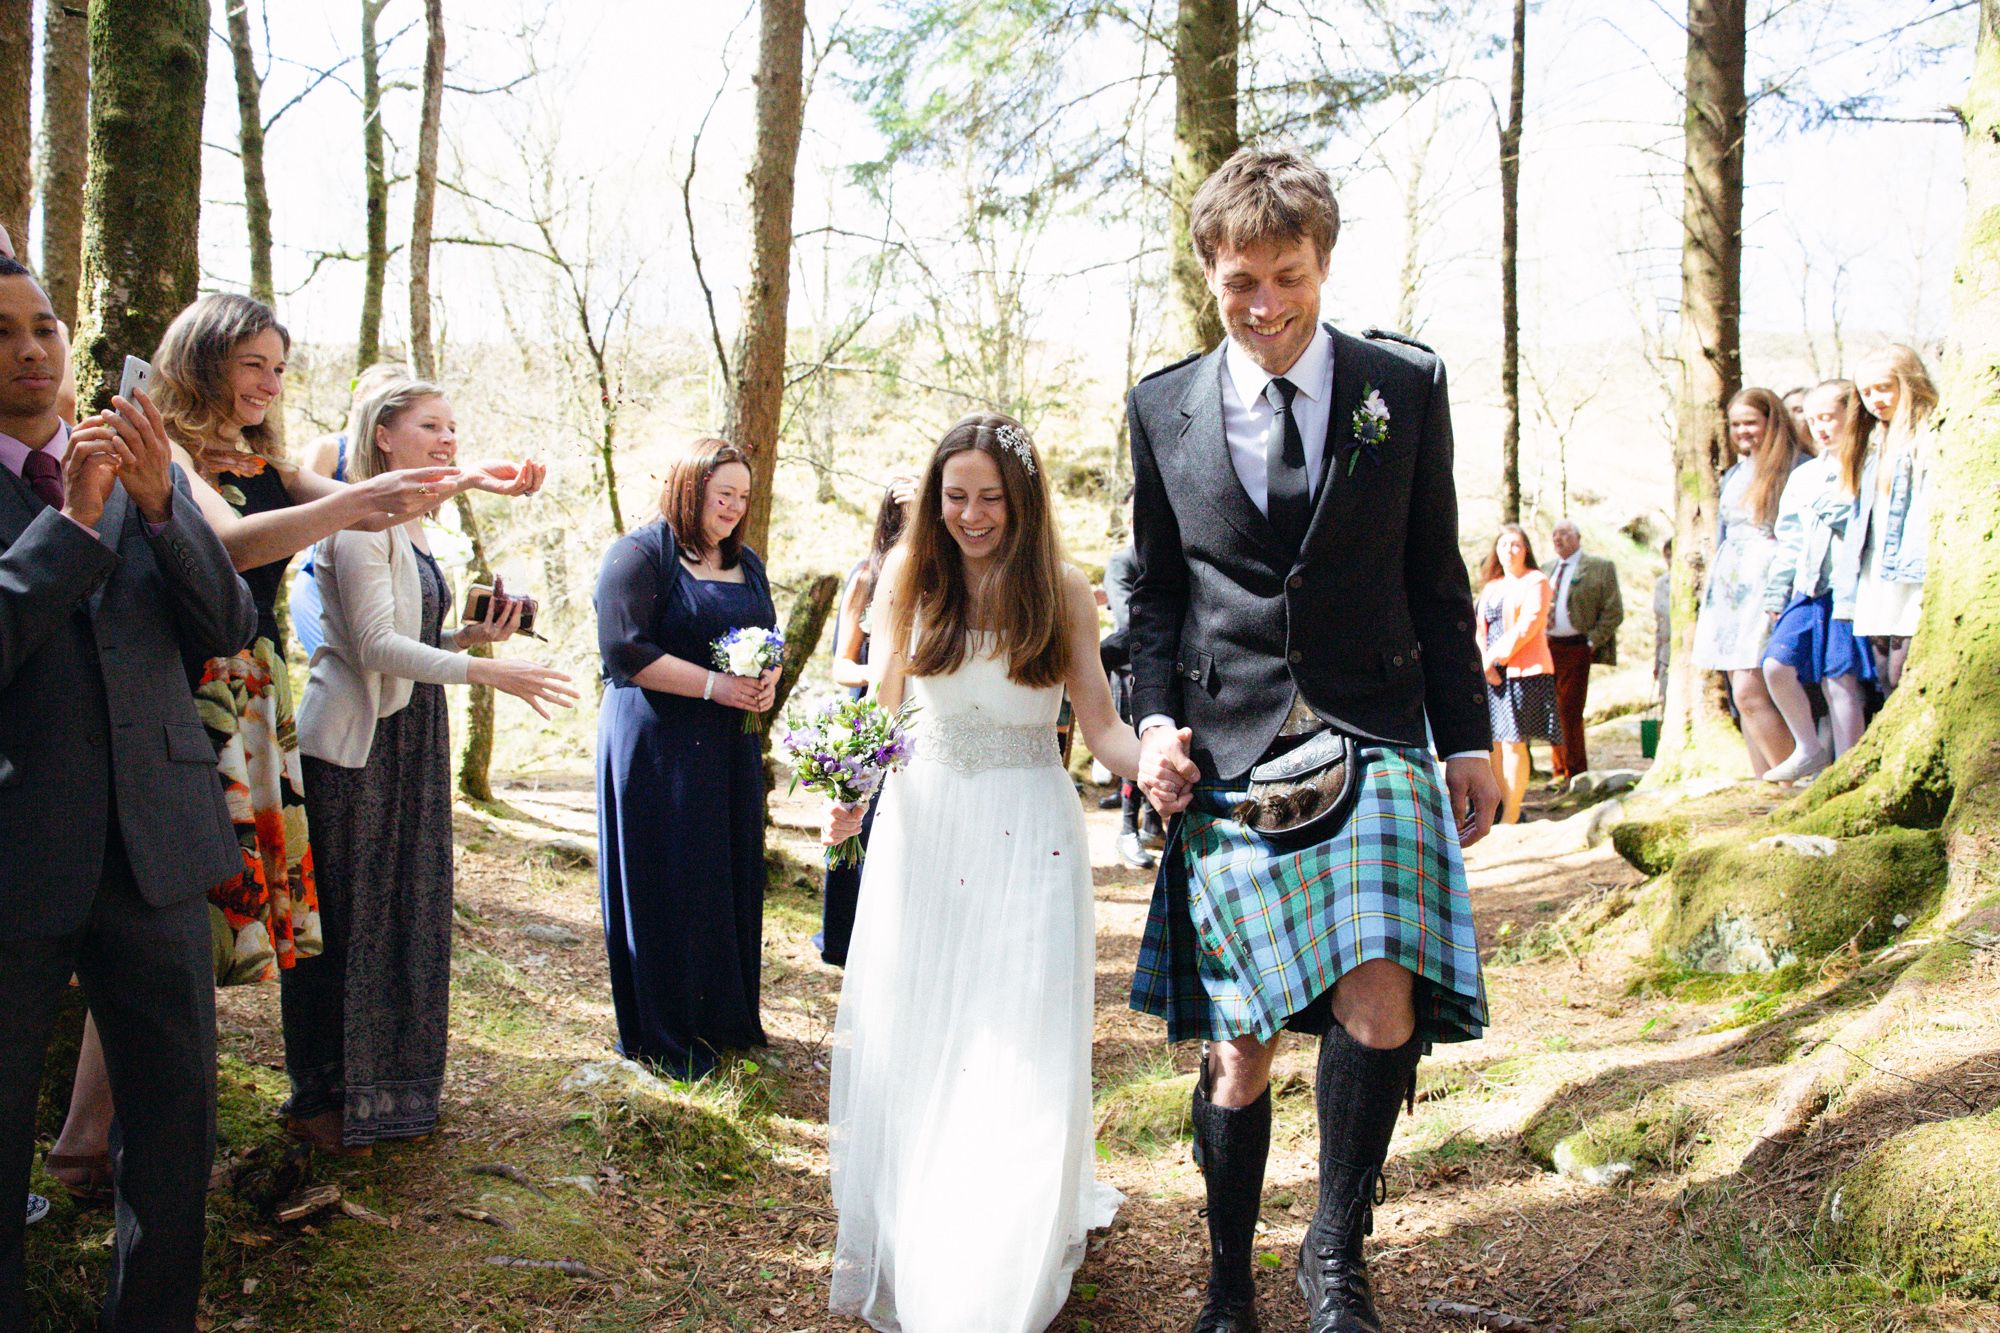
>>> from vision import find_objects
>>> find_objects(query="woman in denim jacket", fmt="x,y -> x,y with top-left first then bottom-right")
1833,345 -> 1937,691
1693,386 -> 1808,777
1759,380 -> 1876,782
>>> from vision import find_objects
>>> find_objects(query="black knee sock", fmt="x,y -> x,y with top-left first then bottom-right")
1121,782 -> 1143,834
1310,1020 -> 1421,1254
1192,1059 -> 1270,1304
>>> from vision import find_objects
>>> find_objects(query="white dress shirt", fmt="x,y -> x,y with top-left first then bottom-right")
1221,322 -> 1335,517
1549,554 -> 1579,637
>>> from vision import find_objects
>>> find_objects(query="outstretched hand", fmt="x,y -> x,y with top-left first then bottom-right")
1138,724 -> 1200,817
460,458 -> 546,498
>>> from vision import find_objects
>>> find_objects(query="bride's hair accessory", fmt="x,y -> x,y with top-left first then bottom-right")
994,422 -> 1037,476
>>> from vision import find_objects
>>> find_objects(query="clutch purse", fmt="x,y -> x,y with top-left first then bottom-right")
1230,727 -> 1361,849
461,576 -> 541,638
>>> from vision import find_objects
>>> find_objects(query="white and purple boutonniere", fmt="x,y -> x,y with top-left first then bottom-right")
1348,386 -> 1390,476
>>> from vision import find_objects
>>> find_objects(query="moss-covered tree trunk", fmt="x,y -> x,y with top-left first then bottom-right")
728,0 -> 806,562
1497,0 -> 1526,524
356,0 -> 389,371
1655,0 -> 1745,780
1170,0 -> 1238,358
0,0 -> 31,259
225,0 -> 274,308
408,0 -> 443,382
75,0 -> 207,413
38,0 -> 89,328
1785,0 -> 2000,889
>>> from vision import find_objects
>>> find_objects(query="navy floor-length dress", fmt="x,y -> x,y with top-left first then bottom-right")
595,520 -> 774,1079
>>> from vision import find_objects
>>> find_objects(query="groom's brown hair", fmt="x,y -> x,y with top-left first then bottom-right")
1189,144 -> 1340,270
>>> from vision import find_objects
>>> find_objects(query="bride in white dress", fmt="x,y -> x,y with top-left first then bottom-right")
823,414 -> 1144,1333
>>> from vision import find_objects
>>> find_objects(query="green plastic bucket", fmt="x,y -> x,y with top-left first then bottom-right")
1640,718 -> 1661,759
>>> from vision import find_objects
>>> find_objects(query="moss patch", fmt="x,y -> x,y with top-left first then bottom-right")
1613,814 -> 1693,877
1659,827 -> 1947,972
1094,1054 -> 1195,1156
1522,1079 -> 1708,1183
1827,1109 -> 2000,1298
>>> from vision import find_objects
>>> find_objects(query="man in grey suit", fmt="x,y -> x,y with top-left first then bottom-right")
0,256 -> 256,1330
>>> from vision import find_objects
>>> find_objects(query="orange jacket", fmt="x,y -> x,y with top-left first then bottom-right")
1481,571 -> 1555,678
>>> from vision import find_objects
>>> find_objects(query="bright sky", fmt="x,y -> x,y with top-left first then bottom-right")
27,1 -> 1979,386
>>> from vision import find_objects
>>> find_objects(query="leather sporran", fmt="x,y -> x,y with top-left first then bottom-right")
1231,728 -> 1362,850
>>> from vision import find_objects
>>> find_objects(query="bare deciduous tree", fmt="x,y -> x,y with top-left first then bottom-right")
1659,0 -> 1747,775
727,0 -> 808,560
1498,0 -> 1526,523
224,0 -> 275,307
358,0 -> 391,369
1170,0 -> 1238,356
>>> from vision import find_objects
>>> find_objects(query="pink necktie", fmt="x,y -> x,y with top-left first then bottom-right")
20,449 -> 63,510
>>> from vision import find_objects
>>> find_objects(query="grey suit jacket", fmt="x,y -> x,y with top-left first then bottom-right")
0,466 -> 256,938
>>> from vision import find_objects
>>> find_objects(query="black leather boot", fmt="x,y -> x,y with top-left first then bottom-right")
1188,1058 -> 1269,1333
1297,1021 -> 1422,1333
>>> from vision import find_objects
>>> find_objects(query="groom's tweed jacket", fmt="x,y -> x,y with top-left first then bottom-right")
1125,324 -> 1490,781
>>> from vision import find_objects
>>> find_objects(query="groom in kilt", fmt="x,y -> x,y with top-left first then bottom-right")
1128,145 -> 1500,1333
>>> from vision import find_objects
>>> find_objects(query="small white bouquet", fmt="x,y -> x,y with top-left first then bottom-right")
711,625 -> 787,732
778,697 -> 917,868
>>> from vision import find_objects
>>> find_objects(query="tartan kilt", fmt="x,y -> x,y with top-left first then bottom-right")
1129,743 -> 1488,1047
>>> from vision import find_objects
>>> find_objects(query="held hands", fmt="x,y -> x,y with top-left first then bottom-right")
825,801 -> 866,846
712,666 -> 779,714
1138,724 -> 1200,817
1445,753 -> 1501,849
71,390 -> 175,523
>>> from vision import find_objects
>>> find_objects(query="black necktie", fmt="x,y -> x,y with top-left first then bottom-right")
1264,376 -> 1309,553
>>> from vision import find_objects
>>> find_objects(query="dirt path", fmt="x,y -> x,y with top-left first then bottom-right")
31,718 -> 1998,1331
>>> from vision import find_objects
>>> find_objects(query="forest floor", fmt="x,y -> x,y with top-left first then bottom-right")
24,716 -> 2000,1332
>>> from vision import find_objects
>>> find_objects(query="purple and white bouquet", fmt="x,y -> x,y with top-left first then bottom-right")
712,625 -> 787,732
779,697 -> 918,868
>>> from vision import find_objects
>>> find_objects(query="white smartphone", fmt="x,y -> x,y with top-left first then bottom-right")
116,355 -> 153,406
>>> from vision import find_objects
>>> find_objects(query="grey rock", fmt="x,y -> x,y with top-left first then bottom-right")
520,923 -> 585,947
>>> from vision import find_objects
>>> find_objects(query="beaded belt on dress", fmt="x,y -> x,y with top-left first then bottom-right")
916,712 -> 1061,775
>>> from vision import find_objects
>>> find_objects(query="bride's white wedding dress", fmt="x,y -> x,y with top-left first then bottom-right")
829,635 -> 1122,1332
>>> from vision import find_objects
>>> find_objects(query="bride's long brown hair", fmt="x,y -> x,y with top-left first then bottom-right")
888,413 -> 1070,688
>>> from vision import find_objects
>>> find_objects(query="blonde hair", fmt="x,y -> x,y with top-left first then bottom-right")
1727,386 -> 1804,529
889,413 -> 1070,689
1804,379 -> 1872,499
348,379 -> 446,482
1855,344 -> 1939,494
1188,144 -> 1340,271
152,293 -> 291,476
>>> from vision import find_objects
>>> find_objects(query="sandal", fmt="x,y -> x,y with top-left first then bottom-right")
43,1150 -> 113,1204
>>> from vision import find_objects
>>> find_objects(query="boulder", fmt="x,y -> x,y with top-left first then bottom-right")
1826,1110 -> 2000,1297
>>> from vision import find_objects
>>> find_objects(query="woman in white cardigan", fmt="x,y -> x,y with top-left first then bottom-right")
286,380 -> 576,1153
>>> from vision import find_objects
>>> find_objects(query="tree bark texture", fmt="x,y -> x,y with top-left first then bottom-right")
357,0 -> 389,371
1497,0 -> 1526,524
75,0 -> 207,414
1786,0 -> 2000,886
1657,0 -> 1746,777
225,0 -> 273,307
727,0 -> 806,561
38,0 -> 89,328
0,0 -> 31,258
1170,0 -> 1238,358
408,0 -> 444,380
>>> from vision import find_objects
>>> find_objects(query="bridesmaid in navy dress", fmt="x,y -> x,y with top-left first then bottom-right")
595,438 -> 779,1079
